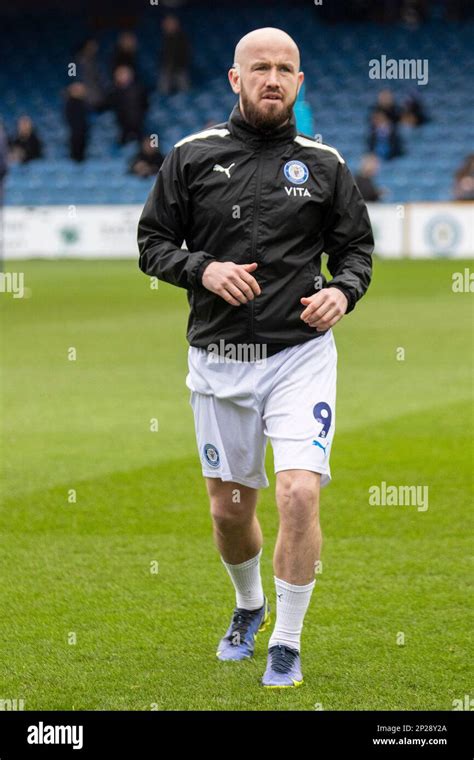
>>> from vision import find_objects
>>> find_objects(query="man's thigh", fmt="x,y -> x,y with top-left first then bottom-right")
205,477 -> 259,515
189,391 -> 269,490
263,333 -> 337,488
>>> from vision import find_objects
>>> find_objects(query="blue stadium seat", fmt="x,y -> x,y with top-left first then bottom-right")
2,10 -> 473,205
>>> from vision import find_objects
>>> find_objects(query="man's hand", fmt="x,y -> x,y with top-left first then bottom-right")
300,287 -> 348,331
202,261 -> 261,306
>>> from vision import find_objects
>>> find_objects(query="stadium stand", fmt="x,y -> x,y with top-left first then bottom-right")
1,4 -> 473,205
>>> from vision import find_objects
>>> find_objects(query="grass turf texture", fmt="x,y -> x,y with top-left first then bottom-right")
0,258 -> 472,711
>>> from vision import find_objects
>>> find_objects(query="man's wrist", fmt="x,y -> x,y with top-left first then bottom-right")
326,283 -> 352,313
196,258 -> 215,286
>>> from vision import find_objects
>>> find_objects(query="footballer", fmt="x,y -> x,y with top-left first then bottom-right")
138,27 -> 373,687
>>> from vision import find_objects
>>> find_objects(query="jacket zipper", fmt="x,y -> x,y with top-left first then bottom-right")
249,146 -> 266,344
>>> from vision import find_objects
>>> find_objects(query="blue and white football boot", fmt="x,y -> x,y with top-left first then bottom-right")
216,597 -> 270,661
261,644 -> 303,688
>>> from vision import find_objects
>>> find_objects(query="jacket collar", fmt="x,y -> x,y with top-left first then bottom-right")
227,102 -> 297,147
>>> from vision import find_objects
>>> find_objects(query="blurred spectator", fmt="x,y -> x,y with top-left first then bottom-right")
129,137 -> 164,178
371,89 -> 400,124
293,81 -> 314,136
0,119 -> 8,182
107,65 -> 148,145
112,31 -> 138,74
444,0 -> 473,21
64,82 -> 89,162
453,154 -> 474,200
368,110 -> 403,160
0,119 -> 8,212
319,0 -> 398,23
400,0 -> 429,27
367,1 -> 403,23
400,90 -> 429,127
76,38 -> 106,111
9,116 -> 43,163
355,154 -> 385,202
158,15 -> 191,95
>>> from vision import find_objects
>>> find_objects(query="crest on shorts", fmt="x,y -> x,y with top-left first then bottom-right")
203,443 -> 220,468
283,160 -> 309,185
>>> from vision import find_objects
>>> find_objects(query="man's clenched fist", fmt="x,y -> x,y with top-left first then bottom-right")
300,287 -> 348,331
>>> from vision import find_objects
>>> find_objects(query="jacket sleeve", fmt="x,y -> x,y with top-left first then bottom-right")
322,159 -> 374,313
137,146 -> 216,289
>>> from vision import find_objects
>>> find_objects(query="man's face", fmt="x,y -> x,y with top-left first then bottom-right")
115,66 -> 133,87
229,41 -> 303,130
18,116 -> 32,136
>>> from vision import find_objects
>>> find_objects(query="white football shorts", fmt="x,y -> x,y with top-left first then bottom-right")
186,329 -> 338,490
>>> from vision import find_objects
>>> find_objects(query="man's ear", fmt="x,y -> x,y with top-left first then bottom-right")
228,66 -> 241,94
296,70 -> 305,97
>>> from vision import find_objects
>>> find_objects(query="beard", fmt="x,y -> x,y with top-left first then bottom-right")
240,85 -> 296,131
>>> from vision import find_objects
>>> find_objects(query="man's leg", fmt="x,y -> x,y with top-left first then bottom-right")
273,470 -> 321,585
176,68 -> 190,92
186,350 -> 271,657
207,477 -> 270,660
207,477 -> 261,565
259,334 -> 336,684
262,469 -> 320,686
207,477 -> 264,610
158,67 -> 171,95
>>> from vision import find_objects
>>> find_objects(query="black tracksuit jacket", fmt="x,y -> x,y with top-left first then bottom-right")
137,103 -> 374,357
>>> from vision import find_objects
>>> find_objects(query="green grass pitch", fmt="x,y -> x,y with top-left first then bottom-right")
0,257 -> 472,711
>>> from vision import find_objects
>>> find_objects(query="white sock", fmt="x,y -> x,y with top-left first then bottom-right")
221,549 -> 264,611
268,576 -> 316,652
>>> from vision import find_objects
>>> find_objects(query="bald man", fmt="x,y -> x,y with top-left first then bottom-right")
138,27 -> 373,687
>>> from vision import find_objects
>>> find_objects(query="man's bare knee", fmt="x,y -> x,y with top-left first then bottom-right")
276,470 -> 321,531
206,478 -> 258,531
